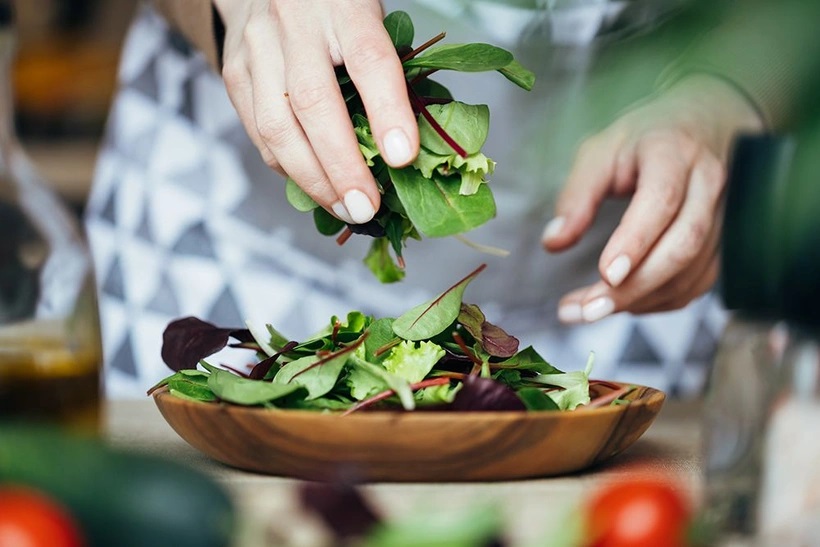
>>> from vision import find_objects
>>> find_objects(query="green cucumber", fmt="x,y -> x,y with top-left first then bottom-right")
0,424 -> 235,547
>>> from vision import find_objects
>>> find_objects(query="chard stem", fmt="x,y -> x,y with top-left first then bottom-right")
341,377 -> 451,416
400,32 -> 446,62
408,88 -> 468,158
336,227 -> 353,246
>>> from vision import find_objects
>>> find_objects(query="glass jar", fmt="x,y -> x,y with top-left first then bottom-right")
701,316 -> 784,538
757,325 -> 820,544
0,5 -> 102,432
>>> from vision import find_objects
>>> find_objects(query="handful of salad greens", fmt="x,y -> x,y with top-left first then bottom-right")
150,265 -> 630,414
285,11 -> 535,283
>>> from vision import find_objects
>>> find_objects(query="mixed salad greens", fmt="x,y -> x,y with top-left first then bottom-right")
285,11 -> 535,283
150,265 -> 633,413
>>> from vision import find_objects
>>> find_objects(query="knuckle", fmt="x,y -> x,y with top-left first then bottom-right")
256,114 -> 293,149
346,42 -> 397,77
670,221 -> 708,266
221,61 -> 244,88
287,80 -> 334,116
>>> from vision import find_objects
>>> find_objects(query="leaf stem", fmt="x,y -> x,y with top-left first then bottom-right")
408,87 -> 468,158
341,377 -> 451,416
400,32 -> 446,62
336,227 -> 353,246
291,334 -> 368,380
452,331 -> 482,370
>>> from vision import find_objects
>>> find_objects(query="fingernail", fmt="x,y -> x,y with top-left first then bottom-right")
382,128 -> 413,166
606,255 -> 632,287
344,190 -> 376,224
331,201 -> 355,224
582,297 -> 615,323
542,216 -> 566,242
558,303 -> 583,324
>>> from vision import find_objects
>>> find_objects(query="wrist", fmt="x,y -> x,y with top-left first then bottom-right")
671,74 -> 766,135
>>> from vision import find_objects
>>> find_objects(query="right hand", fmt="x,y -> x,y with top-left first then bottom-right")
213,0 -> 420,224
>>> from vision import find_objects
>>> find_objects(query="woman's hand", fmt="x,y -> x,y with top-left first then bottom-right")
542,76 -> 764,323
214,0 -> 419,224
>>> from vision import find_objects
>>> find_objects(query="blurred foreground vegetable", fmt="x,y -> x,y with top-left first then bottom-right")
0,487 -> 86,547
0,425 -> 235,547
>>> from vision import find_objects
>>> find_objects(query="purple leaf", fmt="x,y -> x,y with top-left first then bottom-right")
161,317 -> 250,372
451,376 -> 526,411
458,303 -> 519,358
298,481 -> 381,540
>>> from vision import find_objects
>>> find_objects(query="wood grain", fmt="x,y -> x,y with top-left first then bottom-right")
153,383 -> 664,482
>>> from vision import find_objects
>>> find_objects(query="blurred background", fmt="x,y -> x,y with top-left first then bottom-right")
13,0 -> 133,214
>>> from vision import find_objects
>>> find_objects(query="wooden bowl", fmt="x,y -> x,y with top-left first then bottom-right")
153,382 -> 664,482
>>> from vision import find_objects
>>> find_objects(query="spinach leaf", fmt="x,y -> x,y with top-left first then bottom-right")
494,346 -> 559,375
517,387 -> 560,411
392,264 -> 486,340
402,43 -> 513,72
389,167 -> 496,238
274,354 -> 345,400
383,10 -> 414,49
314,207 -> 346,236
202,362 -> 307,406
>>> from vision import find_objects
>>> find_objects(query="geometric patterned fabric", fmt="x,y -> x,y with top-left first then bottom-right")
86,3 -> 725,399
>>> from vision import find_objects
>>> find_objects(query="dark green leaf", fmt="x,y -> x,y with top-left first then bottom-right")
383,10 -> 414,49
403,43 -> 513,72
498,59 -> 536,91
411,78 -> 453,100
495,346 -> 560,375
364,317 -> 398,363
392,264 -> 485,340
389,167 -> 496,238
517,387 -> 560,411
314,207 -> 346,236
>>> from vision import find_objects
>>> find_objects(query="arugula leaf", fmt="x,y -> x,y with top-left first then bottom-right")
392,264 -> 485,340
402,43 -> 513,72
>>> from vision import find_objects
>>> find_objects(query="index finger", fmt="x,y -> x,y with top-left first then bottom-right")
281,34 -> 381,223
335,9 -> 419,168
598,135 -> 691,287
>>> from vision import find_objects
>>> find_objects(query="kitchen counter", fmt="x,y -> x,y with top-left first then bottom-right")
105,399 -> 703,545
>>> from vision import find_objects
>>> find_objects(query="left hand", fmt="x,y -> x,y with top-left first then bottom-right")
542,76 -> 764,323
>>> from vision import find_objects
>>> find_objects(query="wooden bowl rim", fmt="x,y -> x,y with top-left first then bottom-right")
152,381 -> 665,422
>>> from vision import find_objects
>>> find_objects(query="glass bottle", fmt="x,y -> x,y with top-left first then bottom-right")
0,3 -> 102,432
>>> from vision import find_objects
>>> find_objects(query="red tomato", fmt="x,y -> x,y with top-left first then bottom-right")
0,487 -> 85,547
583,478 -> 691,547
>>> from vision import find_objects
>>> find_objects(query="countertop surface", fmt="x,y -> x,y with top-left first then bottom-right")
104,399 -> 703,545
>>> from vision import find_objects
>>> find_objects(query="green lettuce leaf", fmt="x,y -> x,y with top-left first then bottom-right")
382,340 -> 445,383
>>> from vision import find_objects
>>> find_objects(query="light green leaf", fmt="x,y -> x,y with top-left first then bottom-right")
417,102 -> 489,156
285,177 -> 319,212
415,383 -> 461,407
392,264 -> 485,340
498,59 -> 536,91
403,43 -> 513,73
273,354 -> 346,400
364,238 -> 405,283
382,340 -> 445,383
347,356 -> 415,410
389,167 -> 496,238
202,362 -> 306,406
529,352 -> 595,410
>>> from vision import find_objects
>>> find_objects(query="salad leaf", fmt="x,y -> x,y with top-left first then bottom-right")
202,362 -> 307,406
392,264 -> 485,340
458,303 -> 519,358
161,317 -> 251,372
346,356 -> 415,410
285,11 -> 534,283
382,340 -> 445,384
402,43 -> 513,72
529,353 -> 595,410
517,387 -> 560,411
273,355 -> 345,401
388,167 -> 496,238
450,375 -> 526,412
